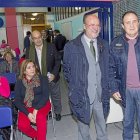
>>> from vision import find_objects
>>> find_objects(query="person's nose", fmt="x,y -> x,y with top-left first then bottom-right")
92,25 -> 98,30
130,21 -> 134,28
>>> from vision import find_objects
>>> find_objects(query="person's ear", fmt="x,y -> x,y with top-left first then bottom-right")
121,23 -> 124,30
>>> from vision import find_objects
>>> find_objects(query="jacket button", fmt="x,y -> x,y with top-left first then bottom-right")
83,64 -> 85,67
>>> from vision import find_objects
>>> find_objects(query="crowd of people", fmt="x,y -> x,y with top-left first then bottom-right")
0,27 -> 67,140
0,10 -> 139,140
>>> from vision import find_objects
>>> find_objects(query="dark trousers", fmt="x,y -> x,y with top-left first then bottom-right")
49,80 -> 62,114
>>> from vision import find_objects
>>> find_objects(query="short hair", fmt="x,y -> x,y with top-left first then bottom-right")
6,45 -> 11,49
41,30 -> 46,34
2,39 -> 5,43
83,14 -> 89,24
122,11 -> 139,24
26,31 -> 31,36
55,30 -> 60,34
3,51 -> 14,60
18,59 -> 40,80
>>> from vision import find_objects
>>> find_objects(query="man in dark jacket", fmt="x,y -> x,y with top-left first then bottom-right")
63,14 -> 109,140
41,30 -> 51,43
24,31 -> 31,48
26,30 -> 62,121
109,11 -> 140,140
54,30 -> 66,61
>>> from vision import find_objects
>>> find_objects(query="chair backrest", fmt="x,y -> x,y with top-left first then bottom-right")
0,106 -> 13,128
0,58 -> 4,63
14,57 -> 20,62
0,73 -> 17,84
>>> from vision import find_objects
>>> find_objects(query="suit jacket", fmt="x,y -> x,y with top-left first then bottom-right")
26,42 -> 61,83
54,34 -> 66,51
81,35 -> 102,104
24,36 -> 30,48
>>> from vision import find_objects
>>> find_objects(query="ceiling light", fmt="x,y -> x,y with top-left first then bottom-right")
75,7 -> 81,10
32,13 -> 38,16
31,18 -> 35,20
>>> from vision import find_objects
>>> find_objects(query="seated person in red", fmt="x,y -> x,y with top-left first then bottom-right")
19,48 -> 26,67
14,59 -> 51,140
0,76 -> 18,140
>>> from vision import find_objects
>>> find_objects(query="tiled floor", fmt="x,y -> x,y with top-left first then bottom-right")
16,72 -> 139,140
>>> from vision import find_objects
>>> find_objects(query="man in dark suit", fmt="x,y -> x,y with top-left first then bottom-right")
41,30 -> 51,43
24,31 -> 31,48
54,30 -> 66,61
26,30 -> 62,121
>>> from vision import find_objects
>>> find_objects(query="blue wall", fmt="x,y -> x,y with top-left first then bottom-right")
0,13 -> 6,28
54,14 -> 84,39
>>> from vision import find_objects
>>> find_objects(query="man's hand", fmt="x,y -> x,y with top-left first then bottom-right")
32,109 -> 38,123
48,74 -> 55,82
112,92 -> 122,101
28,113 -> 36,123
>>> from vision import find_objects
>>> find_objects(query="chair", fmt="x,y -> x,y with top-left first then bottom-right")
49,96 -> 56,137
0,107 -> 15,140
0,58 -> 4,64
0,73 -> 17,99
14,57 -> 20,62
48,83 -> 56,137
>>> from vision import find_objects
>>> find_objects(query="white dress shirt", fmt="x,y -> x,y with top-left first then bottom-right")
35,44 -> 43,72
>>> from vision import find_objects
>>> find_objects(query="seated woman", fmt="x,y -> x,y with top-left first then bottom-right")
0,76 -> 18,140
14,59 -> 51,140
0,51 -> 20,78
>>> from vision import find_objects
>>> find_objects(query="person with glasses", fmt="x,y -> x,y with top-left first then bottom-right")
63,14 -> 109,140
109,11 -> 140,140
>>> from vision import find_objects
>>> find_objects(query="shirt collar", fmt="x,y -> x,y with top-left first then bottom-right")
125,34 -> 138,41
35,44 -> 43,51
84,34 -> 97,43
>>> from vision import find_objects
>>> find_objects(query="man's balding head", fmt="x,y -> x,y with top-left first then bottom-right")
31,30 -> 43,47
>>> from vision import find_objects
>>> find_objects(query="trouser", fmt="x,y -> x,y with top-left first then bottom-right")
18,101 -> 51,140
49,80 -> 62,114
123,89 -> 140,140
78,95 -> 108,140
59,50 -> 64,61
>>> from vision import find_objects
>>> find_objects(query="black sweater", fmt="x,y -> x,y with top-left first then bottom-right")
14,75 -> 49,116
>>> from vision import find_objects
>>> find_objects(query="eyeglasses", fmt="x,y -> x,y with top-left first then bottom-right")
86,24 -> 101,28
33,36 -> 42,40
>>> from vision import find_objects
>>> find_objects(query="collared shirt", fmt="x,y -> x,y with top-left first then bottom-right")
84,34 -> 98,62
35,44 -> 43,72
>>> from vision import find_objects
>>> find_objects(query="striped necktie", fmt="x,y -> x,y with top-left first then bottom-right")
90,40 -> 96,60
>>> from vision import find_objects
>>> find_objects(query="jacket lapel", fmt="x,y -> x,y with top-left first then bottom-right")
34,49 -> 41,72
72,32 -> 87,59
81,35 -> 95,60
97,37 -> 104,63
